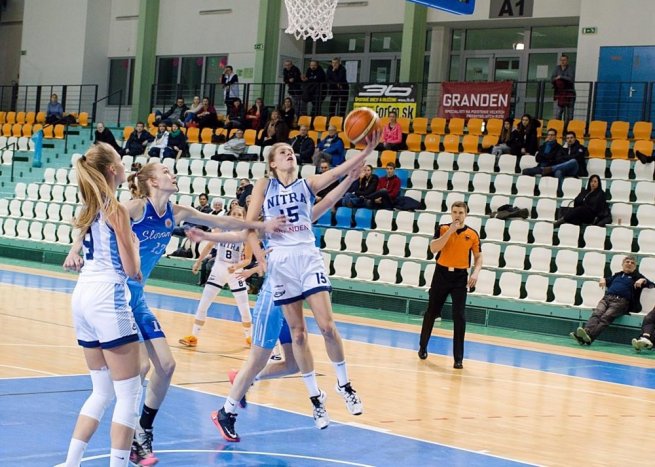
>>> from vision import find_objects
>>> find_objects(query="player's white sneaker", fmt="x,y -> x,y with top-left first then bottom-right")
309,390 -> 330,429
335,382 -> 363,415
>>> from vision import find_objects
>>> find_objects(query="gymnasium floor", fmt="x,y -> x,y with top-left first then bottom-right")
0,261 -> 653,466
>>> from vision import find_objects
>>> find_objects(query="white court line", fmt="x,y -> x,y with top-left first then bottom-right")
0,365 -> 58,376
0,343 -> 78,348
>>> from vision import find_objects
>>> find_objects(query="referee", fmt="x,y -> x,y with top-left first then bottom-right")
418,201 -> 482,369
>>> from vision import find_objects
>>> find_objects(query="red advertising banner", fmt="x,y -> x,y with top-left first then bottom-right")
438,81 -> 513,119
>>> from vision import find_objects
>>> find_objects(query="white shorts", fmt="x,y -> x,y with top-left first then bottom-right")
268,246 -> 331,305
72,280 -> 139,349
207,260 -> 247,293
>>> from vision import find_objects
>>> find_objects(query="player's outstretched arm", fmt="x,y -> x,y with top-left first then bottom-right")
311,164 -> 361,220
173,204 -> 283,233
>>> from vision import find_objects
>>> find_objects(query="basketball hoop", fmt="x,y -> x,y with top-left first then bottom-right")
284,0 -> 338,42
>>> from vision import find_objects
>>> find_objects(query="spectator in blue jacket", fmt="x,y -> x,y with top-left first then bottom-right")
314,125 -> 345,166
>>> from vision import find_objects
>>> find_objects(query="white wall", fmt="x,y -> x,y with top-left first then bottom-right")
576,0 -> 655,81
0,0 -> 24,84
107,0 -> 138,57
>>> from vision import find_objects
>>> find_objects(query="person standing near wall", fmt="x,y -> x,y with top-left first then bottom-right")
222,66 -> 239,109
551,54 -> 576,121
419,201 -> 482,369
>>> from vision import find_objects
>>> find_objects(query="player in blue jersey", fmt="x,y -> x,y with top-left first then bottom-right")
187,162 -> 363,442
62,143 -> 142,467
65,161 -> 282,465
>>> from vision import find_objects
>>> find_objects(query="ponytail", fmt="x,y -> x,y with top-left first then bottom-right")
128,161 -> 159,199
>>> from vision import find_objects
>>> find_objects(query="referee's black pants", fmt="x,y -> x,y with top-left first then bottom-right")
419,266 -> 468,363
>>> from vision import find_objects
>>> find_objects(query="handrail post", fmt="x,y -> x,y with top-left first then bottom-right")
117,89 -> 123,127
585,81 -> 593,130
9,142 -> 17,182
64,124 -> 69,153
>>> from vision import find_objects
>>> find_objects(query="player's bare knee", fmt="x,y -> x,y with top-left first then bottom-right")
292,328 -> 308,346
319,322 -> 339,341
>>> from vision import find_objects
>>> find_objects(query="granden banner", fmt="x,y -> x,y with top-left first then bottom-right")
438,81 -> 513,119
353,83 -> 417,119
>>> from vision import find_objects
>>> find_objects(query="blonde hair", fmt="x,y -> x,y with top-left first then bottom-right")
128,161 -> 160,198
267,142 -> 293,179
74,143 -> 120,231
230,205 -> 246,217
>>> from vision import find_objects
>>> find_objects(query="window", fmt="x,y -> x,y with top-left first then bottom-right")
108,58 -> 134,105
371,32 -> 402,52
465,28 -> 524,50
451,29 -> 463,51
315,33 -> 366,54
531,26 -> 578,49
154,55 -> 228,105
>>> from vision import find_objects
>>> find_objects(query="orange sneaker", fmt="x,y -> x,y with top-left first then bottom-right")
179,335 -> 198,347
245,336 -> 252,348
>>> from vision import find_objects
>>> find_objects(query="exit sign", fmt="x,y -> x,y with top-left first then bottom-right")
254,43 -> 264,50
582,27 -> 597,34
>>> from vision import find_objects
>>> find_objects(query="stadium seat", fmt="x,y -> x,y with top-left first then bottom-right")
380,150 -> 397,167
635,181 -> 655,203
508,220 -> 529,244
377,258 -> 398,284
483,218 -> 505,242
481,135 -> 498,152
610,120 -> 629,140
46,203 -> 60,222
332,254 -> 353,278
473,269 -> 496,296
386,233 -> 407,257
532,222 -> 554,246
608,180 -> 631,202
580,280 -> 604,308
476,152 -> 495,173
188,143 -> 203,158
472,172 -> 491,193
483,242 -> 501,269
398,151 -> 416,169
587,120 -> 607,140
424,191 -> 443,212
328,116 -> 343,131
442,135 -> 460,153
497,154 -> 517,174
450,172 -> 470,192
315,209 -> 332,227
343,230 -> 363,253
436,151 -> 455,171
611,202 -> 633,226
405,133 -> 422,152
430,117 -> 446,135
447,118 -> 465,136
176,176 -> 191,194
334,207 -> 353,228
374,210 -> 393,231
223,178 -> 239,197
395,211 -> 415,233
412,117 -> 428,135
408,236 -> 430,260
514,175 -> 535,197
219,160 -> 235,178
400,261 -> 422,287
191,177 -> 206,194
54,124 -> 65,139
633,140 -> 654,164
557,224 -> 580,248
581,251 -> 606,278
637,205 -> 655,228
51,185 -> 65,202
498,271 -> 522,299
410,170 -> 429,190
608,227 -> 633,253
190,159 -> 205,177
583,225 -> 607,250
467,193 -> 487,216
354,256 -> 375,281
503,244 -> 526,270
545,119 -> 564,137
609,139 -> 630,159
587,139 -> 607,159
534,198 -> 556,221
422,135 -> 440,154
528,247 -> 552,273
632,121 -> 652,141
524,275 -> 549,302
43,223 -> 57,242
493,174 -> 514,195
364,231 -> 385,256
461,135 -> 479,153
555,249 -> 579,275
552,277 -> 578,305
457,152 -> 476,172
313,115 -> 327,132
537,177 -> 558,198
3,218 -> 16,237
430,170 -> 449,192
354,209 -> 373,229
566,119 -> 585,138
561,178 -> 582,199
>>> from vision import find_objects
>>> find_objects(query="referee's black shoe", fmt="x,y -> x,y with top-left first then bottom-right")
418,348 -> 428,360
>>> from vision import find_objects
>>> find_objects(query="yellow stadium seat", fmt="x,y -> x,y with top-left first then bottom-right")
2,123 -> 12,136
147,113 -> 156,128
25,112 -> 36,125
307,130 -> 319,144
443,134 -> 460,153
380,150 -> 397,167
634,140 -> 654,158
200,128 -> 213,144
288,129 -> 299,139
123,126 -> 134,141
54,124 -> 65,139
467,118 -> 484,136
6,112 -> 16,125
378,116 -> 390,130
77,112 -> 89,127
462,135 -> 479,153
587,120 -> 607,140
424,134 -> 440,152
632,121 -> 652,141
545,119 -> 564,137
148,126 -> 158,137
0,111 -> 5,124
328,116 -> 343,131
12,123 -> 22,137
486,118 -> 503,136
481,134 -> 498,152
215,128 -> 227,139
21,124 -> 33,137
16,112 -> 26,124
313,115 -> 327,132
43,125 -> 54,138
610,121 -> 629,140
36,111 -> 46,124
430,117 -> 446,135
587,138 -> 607,158
610,139 -> 630,159
565,119 -> 585,139
405,133 -> 422,152
338,131 -> 351,148
32,124 -> 43,134
243,129 -> 257,146
185,127 -> 200,143
447,118 -> 465,135
397,117 -> 411,134
297,115 -> 312,129
412,117 -> 428,135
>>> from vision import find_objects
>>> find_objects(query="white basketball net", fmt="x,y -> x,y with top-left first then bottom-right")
284,0 -> 338,42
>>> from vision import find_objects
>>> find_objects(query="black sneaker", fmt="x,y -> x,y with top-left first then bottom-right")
211,408 -> 240,442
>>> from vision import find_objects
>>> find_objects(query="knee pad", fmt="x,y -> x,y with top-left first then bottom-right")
80,367 -> 115,422
111,375 -> 142,429
234,291 -> 252,322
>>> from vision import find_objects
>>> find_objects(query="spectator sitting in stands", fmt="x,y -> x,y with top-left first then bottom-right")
315,160 -> 340,203
46,93 -> 69,124
509,113 -> 540,156
214,129 -> 247,161
522,128 -> 577,194
342,164 -> 379,208
314,125 -> 345,166
211,198 -> 225,216
94,122 -> 122,154
236,178 -> 253,207
365,162 -> 401,210
289,124 -> 315,164
166,122 -> 188,159
184,96 -> 203,126
376,111 -> 405,151
155,96 -> 187,127
225,98 -> 245,131
258,110 -> 290,158
196,97 -> 218,130
148,122 -> 170,158
122,121 -> 154,156
279,97 -> 296,129
554,174 -> 609,228
491,118 -> 513,157
560,130 -> 589,176
571,255 -> 654,346
632,306 -> 655,351
245,97 -> 269,131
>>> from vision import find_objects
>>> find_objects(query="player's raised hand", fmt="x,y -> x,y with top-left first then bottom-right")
264,215 -> 286,233
364,128 -> 382,151
185,227 -> 207,243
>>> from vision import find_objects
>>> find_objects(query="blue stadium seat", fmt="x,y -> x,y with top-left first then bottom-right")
315,209 -> 332,227
335,207 -> 353,228
354,208 -> 373,229
395,169 -> 409,188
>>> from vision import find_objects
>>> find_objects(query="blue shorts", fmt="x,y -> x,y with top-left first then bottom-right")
129,285 -> 166,341
252,285 -> 292,350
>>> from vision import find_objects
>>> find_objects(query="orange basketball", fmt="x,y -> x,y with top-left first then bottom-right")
344,107 -> 380,145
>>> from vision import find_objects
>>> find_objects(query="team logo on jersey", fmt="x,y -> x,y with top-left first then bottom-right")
273,284 -> 285,298
165,219 -> 173,229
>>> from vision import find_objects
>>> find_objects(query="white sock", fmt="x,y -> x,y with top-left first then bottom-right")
302,371 -> 320,397
109,448 -> 130,467
192,323 -> 203,336
223,397 -> 238,414
242,322 -> 252,338
333,360 -> 349,387
234,290 -> 252,325
64,438 -> 87,466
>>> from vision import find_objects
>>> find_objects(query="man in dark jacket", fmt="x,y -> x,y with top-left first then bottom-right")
522,128 -> 577,193
561,131 -> 588,176
94,122 -> 122,154
283,60 -> 303,111
571,255 -> 654,346
326,57 -> 349,117
366,162 -> 401,210
122,121 -> 154,156
156,97 -> 188,126
237,179 -> 253,207
289,125 -> 315,164
301,60 -> 326,117
551,54 -> 576,121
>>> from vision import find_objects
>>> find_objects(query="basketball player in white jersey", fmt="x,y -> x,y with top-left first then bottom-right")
64,161 -> 281,465
62,143 -> 142,467
187,163 -> 362,441
179,205 -> 254,348
239,131 -> 380,430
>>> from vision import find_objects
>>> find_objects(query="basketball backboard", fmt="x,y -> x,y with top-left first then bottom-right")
407,0 -> 476,15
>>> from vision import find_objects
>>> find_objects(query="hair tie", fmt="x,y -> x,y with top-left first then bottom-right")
81,154 -> 87,161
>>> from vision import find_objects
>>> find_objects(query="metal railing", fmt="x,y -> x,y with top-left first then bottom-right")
92,89 -> 124,129
0,84 -> 98,119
